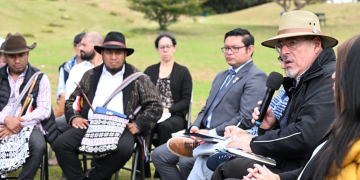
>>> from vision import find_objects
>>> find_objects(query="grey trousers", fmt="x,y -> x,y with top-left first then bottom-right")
18,128 -> 46,180
152,143 -> 196,180
56,114 -> 71,133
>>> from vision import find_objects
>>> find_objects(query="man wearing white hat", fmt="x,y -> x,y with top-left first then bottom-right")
211,10 -> 337,180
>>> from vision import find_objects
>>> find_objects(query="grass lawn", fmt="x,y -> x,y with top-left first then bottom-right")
1,0 -> 360,179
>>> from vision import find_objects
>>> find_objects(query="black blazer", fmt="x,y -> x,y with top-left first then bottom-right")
144,62 -> 192,118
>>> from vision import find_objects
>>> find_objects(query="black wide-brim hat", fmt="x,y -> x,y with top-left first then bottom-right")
94,31 -> 134,56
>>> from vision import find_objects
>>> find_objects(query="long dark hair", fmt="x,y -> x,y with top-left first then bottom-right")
314,35 -> 360,179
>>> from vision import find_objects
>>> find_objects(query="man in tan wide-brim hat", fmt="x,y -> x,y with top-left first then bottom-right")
0,32 -> 55,179
210,10 -> 338,180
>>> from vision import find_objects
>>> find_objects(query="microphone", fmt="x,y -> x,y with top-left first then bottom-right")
255,72 -> 283,127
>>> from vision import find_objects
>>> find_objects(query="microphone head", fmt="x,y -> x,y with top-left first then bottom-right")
266,72 -> 283,90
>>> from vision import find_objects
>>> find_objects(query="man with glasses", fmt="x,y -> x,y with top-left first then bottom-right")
210,10 -> 337,180
152,28 -> 267,180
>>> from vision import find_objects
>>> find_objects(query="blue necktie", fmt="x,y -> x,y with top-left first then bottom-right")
202,69 -> 237,128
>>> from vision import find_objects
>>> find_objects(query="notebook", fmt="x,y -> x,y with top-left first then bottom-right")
224,148 -> 276,167
183,132 -> 226,143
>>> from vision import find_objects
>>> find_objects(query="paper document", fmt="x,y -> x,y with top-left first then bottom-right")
225,148 -> 276,167
183,132 -> 226,142
157,113 -> 171,123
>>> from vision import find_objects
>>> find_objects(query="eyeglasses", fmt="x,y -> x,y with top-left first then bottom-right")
221,46 -> 246,54
158,45 -> 174,51
275,38 -> 312,54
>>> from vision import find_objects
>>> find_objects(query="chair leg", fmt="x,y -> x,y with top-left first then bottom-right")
131,143 -> 138,180
45,146 -> 49,180
115,170 -> 119,180
82,155 -> 88,172
137,144 -> 145,180
40,153 -> 45,180
48,146 -> 52,159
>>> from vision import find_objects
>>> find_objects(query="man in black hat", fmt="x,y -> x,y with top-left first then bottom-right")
0,32 -> 53,179
53,31 -> 163,180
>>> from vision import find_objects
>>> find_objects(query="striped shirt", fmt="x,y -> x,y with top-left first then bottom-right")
0,67 -> 51,128
269,87 -> 288,119
247,87 -> 289,137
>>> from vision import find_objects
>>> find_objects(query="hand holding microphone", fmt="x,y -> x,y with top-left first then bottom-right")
252,72 -> 283,129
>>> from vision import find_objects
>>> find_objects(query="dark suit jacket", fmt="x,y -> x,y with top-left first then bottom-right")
192,61 -> 267,136
65,63 -> 163,144
144,62 -> 192,118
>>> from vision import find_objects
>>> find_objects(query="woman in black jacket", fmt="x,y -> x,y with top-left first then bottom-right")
144,33 -> 193,147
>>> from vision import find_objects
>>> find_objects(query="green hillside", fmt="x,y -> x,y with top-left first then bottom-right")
1,0 -> 359,179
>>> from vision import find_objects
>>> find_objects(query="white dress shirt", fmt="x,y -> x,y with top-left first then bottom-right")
65,61 -> 100,100
88,65 -> 125,120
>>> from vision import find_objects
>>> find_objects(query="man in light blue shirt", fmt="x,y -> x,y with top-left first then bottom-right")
152,28 -> 268,180
49,32 -> 86,166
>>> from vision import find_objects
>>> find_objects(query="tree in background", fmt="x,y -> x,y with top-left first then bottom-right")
202,0 -> 269,14
275,0 -> 327,12
127,0 -> 206,30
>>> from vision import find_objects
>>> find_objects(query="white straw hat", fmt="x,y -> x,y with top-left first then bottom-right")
261,10 -> 338,49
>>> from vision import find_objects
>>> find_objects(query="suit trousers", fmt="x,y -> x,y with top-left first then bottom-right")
152,142 -> 196,180
145,115 -> 186,177
211,156 -> 281,180
55,114 -> 71,134
53,128 -> 134,180
18,128 -> 46,180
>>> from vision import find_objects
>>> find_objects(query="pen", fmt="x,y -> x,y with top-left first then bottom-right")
231,118 -> 244,134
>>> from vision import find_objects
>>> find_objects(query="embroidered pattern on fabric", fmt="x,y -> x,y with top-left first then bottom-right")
78,113 -> 129,156
0,126 -> 34,174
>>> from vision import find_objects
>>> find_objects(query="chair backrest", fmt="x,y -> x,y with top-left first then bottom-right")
185,92 -> 193,130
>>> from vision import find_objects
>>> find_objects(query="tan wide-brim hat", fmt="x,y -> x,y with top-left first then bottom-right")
0,32 -> 37,54
261,10 -> 338,49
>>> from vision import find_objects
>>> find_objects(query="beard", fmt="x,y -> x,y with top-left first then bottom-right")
285,67 -> 299,78
283,56 -> 299,78
80,50 -> 96,61
105,65 -> 123,75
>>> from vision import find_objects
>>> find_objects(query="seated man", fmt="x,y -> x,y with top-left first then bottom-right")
54,32 -> 86,119
152,28 -> 268,180
0,32 -> 52,179
211,10 -> 337,180
53,31 -> 162,180
49,32 -> 86,166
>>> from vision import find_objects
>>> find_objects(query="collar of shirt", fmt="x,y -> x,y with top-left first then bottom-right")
6,65 -> 28,78
81,60 -> 95,68
102,64 -> 125,78
64,55 -> 79,73
229,59 -> 252,74
296,67 -> 310,86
